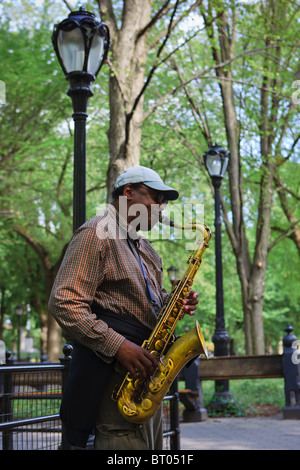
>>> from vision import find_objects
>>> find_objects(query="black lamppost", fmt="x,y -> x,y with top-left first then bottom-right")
52,7 -> 110,232
203,144 -> 234,408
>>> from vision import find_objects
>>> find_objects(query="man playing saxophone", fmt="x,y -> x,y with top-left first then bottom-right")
48,166 -> 199,450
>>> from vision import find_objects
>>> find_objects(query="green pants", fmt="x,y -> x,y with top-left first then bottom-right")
94,369 -> 163,450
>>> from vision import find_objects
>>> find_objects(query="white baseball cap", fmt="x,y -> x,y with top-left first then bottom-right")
114,166 -> 179,201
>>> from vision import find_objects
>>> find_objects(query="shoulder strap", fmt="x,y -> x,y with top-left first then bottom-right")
127,237 -> 160,316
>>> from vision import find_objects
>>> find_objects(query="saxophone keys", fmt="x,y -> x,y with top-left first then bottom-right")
167,316 -> 176,325
149,377 -> 162,392
141,398 -> 152,410
133,379 -> 144,392
162,359 -> 173,376
159,356 -> 167,367
154,339 -> 165,351
182,287 -> 189,297
123,403 -> 138,417
150,349 -> 160,359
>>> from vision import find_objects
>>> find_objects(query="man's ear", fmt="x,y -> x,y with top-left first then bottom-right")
123,184 -> 135,201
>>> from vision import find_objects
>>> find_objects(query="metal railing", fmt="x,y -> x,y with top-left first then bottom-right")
0,357 -> 64,450
0,347 -> 180,450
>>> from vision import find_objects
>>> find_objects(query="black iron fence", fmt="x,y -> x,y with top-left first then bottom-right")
0,347 -> 180,451
4,325 -> 297,450
0,355 -> 64,450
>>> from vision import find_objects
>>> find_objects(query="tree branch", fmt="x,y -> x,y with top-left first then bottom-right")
164,118 -> 239,251
268,219 -> 300,252
136,0 -> 173,40
142,44 -> 281,122
97,0 -> 119,42
145,0 -> 202,51
126,0 -> 180,130
13,225 -> 52,272
62,0 -> 73,12
277,134 -> 300,166
269,169 -> 300,255
170,59 -> 212,144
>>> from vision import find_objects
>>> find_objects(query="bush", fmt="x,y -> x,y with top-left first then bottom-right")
202,378 -> 285,417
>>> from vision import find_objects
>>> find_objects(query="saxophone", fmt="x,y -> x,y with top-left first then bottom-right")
113,215 -> 211,424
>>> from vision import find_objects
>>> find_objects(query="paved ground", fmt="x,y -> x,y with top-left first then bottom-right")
179,414 -> 300,450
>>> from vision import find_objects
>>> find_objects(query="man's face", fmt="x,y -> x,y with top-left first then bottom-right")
124,184 -> 168,231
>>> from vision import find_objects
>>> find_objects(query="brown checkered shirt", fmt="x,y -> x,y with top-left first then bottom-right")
48,205 -> 168,361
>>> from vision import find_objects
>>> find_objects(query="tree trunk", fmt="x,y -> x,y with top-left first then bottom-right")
0,287 -> 5,341
13,225 -> 67,361
47,310 -> 62,362
247,161 -> 276,354
99,0 -> 153,200
201,4 -> 283,354
45,269 -> 62,361
273,171 -> 300,256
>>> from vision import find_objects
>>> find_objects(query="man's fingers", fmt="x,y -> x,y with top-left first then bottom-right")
182,290 -> 199,314
144,349 -> 158,368
116,339 -> 158,378
128,357 -> 154,380
136,350 -> 158,378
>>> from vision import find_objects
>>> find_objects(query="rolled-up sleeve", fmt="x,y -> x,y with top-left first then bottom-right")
48,226 -> 125,360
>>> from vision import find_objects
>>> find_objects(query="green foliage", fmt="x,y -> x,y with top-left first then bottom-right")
140,0 -> 300,352
0,0 -> 299,356
201,379 -> 285,417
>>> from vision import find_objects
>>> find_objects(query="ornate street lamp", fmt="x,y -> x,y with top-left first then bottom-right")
52,7 -> 110,232
203,144 -> 234,409
203,143 -> 229,180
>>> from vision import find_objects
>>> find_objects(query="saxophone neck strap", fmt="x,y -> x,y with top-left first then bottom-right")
127,237 -> 160,316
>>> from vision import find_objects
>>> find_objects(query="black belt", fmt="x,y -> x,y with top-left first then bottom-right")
92,307 -> 152,345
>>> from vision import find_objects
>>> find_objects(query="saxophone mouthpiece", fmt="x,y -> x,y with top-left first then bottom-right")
159,213 -> 211,242
159,214 -> 175,227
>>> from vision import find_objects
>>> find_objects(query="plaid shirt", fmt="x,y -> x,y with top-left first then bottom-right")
48,205 -> 168,361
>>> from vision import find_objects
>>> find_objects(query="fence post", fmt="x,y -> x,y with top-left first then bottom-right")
169,378 -> 180,450
59,344 -> 73,450
282,325 -> 300,419
2,351 -> 14,449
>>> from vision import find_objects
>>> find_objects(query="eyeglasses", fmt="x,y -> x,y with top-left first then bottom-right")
139,184 -> 168,205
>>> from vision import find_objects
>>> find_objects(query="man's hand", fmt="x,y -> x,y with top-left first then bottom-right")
174,279 -> 199,316
183,289 -> 199,315
116,339 -> 158,379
